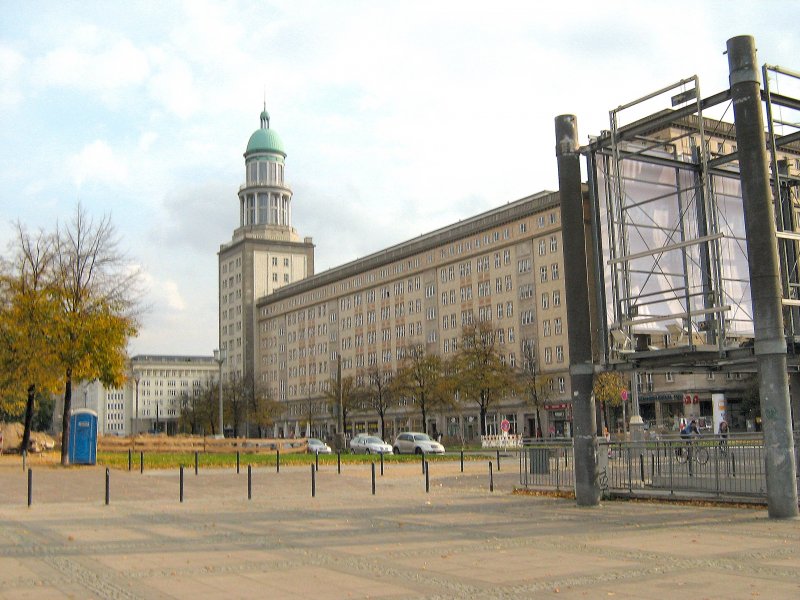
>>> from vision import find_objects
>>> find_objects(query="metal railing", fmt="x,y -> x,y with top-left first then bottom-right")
518,433 -> 800,503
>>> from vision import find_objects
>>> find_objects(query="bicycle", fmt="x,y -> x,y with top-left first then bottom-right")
675,443 -> 709,466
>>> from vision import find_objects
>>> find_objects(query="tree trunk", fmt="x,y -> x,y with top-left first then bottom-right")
60,369 -> 73,466
535,407 -> 543,438
21,384 -> 36,453
479,404 -> 487,436
421,394 -> 427,434
379,412 -> 386,441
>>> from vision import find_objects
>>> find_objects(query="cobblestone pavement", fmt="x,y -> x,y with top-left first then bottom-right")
0,458 -> 798,599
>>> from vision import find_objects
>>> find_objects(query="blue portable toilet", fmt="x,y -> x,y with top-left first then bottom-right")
68,409 -> 98,465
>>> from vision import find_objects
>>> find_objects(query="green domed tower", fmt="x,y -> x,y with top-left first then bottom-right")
218,106 -> 315,388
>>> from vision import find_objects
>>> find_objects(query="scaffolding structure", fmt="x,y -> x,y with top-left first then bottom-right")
583,67 -> 800,372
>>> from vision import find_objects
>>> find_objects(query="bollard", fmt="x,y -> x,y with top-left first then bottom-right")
27,468 -> 32,507
337,450 -> 341,474
237,451 -> 240,474
311,464 -> 316,498
731,452 -> 736,478
425,461 -> 430,493
105,468 -> 110,506
640,453 -> 645,482
371,462 -> 376,495
248,465 -> 252,500
195,451 -> 199,476
421,451 -> 425,474
276,449 -> 280,473
315,450 -> 319,473
128,448 -> 132,471
496,449 -> 501,472
489,461 -> 494,492
460,449 -> 464,473
380,451 -> 384,476
180,466 -> 184,503
140,451 -> 144,474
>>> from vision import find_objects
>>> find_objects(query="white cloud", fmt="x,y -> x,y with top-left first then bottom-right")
161,280 -> 186,311
68,140 -> 128,187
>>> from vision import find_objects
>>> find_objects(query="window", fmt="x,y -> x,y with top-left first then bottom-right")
518,258 -> 531,273
284,258 -> 289,267
542,320 -> 551,336
520,222 -> 527,233
556,345 -> 564,362
272,273 -> 278,282
541,293 -> 549,309
553,290 -> 561,307
506,302 -> 513,317
666,371 -> 674,382
558,377 -> 565,393
550,236 -> 558,252
540,266 -> 547,282
554,317 -> 562,335
272,257 -> 278,266
538,240 -> 546,256
284,274 -> 289,283
551,263 -> 559,280
503,249 -> 511,264
545,347 -> 552,364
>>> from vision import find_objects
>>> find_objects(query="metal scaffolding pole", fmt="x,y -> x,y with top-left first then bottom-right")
726,35 -> 798,519
555,114 -> 600,507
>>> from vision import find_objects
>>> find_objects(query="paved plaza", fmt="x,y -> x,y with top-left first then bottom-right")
0,456 -> 798,599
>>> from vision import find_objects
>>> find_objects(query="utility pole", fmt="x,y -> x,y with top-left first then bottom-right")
726,35 -> 798,518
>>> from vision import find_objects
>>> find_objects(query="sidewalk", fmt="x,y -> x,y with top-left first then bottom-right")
0,459 -> 797,599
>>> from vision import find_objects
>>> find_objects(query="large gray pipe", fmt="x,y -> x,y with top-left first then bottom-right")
555,114 -> 600,506
727,35 -> 798,518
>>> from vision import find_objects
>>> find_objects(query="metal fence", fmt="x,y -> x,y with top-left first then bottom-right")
518,434 -> 800,503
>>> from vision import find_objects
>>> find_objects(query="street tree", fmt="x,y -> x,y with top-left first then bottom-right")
518,339 -> 552,438
52,206 -> 140,465
178,381 -> 217,435
593,371 -> 627,434
452,322 -> 518,436
323,375 -> 359,435
394,344 -> 445,435
249,381 -> 282,437
365,366 -> 396,440
0,225 -> 61,452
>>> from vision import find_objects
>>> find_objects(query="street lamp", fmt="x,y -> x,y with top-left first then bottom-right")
213,349 -> 227,439
133,373 -> 140,437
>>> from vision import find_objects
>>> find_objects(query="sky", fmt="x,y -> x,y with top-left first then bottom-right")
2,0 -> 799,357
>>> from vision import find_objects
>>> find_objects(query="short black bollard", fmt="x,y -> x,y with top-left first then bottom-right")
421,451 -> 425,474
276,449 -> 280,473
489,461 -> 494,493
128,448 -> 132,471
27,468 -> 32,507
337,451 -> 341,474
315,451 -> 319,472
311,464 -> 316,498
180,466 -> 184,503
371,462 -> 376,495
105,468 -> 110,505
460,449 -> 464,473
247,465 -> 252,500
496,449 -> 501,472
194,451 -> 199,476
380,451 -> 384,476
140,451 -> 144,474
237,451 -> 240,474
425,461 -> 430,493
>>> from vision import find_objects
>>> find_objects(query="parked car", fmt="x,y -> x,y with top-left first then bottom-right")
350,436 -> 393,454
307,438 -> 332,454
348,432 -> 371,452
392,432 -> 445,455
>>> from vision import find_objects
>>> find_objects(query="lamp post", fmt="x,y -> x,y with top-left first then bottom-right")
213,349 -> 227,439
133,374 -> 140,437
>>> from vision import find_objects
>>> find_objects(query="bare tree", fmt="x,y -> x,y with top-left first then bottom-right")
323,376 -> 359,435
365,366 -> 396,440
519,340 -> 552,438
53,205 -> 141,465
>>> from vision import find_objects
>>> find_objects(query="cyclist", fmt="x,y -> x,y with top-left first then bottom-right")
680,419 -> 700,475
718,420 -> 729,455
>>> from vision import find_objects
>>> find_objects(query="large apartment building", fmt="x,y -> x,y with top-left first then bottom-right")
255,191 -> 573,440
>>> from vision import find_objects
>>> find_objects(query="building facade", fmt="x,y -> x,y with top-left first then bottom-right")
255,191 -> 573,440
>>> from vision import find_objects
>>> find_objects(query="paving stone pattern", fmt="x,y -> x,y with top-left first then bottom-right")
0,460 -> 798,599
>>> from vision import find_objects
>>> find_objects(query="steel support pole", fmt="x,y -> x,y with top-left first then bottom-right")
555,114 -> 600,507
727,35 -> 798,518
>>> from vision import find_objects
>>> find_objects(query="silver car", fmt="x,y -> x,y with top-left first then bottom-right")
392,432 -> 445,455
307,438 -> 332,454
350,436 -> 393,455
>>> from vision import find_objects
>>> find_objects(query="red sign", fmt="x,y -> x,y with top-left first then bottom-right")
621,390 -> 629,402
500,419 -> 510,433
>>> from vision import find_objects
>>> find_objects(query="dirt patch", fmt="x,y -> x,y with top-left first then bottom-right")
0,422 -> 56,454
